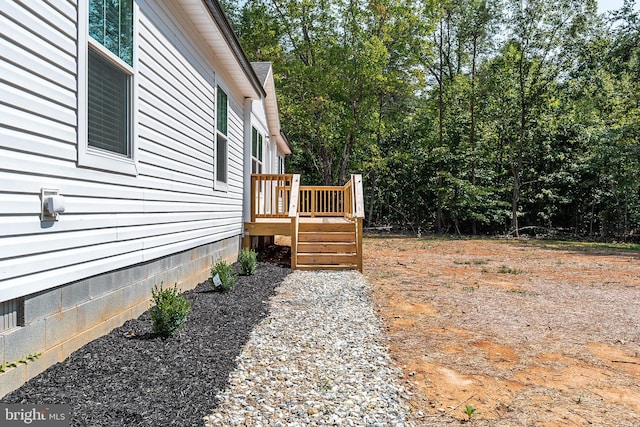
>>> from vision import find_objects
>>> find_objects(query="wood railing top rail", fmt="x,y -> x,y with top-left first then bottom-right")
298,185 -> 345,191
288,174 -> 301,218
251,173 -> 293,180
248,173 -> 363,220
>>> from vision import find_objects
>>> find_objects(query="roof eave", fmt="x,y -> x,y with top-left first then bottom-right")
279,130 -> 293,155
201,0 -> 266,99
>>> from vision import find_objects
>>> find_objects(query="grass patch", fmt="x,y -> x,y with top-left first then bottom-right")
525,239 -> 640,252
497,265 -> 521,274
454,259 -> 489,265
376,271 -> 396,279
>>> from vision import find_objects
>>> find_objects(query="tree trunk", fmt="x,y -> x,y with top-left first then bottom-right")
318,139 -> 333,186
470,35 -> 478,235
512,48 -> 528,238
436,18 -> 445,234
367,171 -> 376,227
511,176 -> 520,235
338,132 -> 355,185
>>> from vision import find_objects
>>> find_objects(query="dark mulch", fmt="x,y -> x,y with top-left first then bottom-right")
2,262 -> 291,426
258,244 -> 291,268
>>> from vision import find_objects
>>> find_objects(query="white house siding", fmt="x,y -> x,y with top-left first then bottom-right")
0,1 -> 246,301
250,100 -> 274,174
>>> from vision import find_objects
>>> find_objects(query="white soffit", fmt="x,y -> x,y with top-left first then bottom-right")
178,0 -> 263,99
254,63 -> 291,155
266,77 -> 291,155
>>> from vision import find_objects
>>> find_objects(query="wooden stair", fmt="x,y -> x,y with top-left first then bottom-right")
295,221 -> 359,270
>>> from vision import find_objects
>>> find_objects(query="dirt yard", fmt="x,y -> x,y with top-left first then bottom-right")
364,236 -> 640,426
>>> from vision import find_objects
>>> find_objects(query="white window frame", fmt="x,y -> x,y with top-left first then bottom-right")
77,0 -> 139,176
278,154 -> 285,174
214,85 -> 229,191
251,127 -> 263,174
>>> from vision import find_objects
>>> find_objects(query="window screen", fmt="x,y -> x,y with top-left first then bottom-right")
87,0 -> 132,157
216,87 -> 228,184
251,127 -> 263,174
216,87 -> 228,136
216,134 -> 228,183
88,48 -> 130,156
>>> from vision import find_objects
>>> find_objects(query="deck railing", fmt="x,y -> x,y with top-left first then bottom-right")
249,173 -> 365,271
251,174 -> 362,220
250,174 -> 293,221
298,186 -> 344,217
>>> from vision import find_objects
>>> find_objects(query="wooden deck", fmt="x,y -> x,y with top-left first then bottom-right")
244,174 -> 364,271
245,217 -> 353,236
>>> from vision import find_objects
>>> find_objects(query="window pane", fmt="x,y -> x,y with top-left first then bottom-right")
258,134 -> 263,160
216,87 -> 227,136
89,0 -> 133,65
216,135 -> 227,183
88,48 -> 129,156
252,127 -> 257,158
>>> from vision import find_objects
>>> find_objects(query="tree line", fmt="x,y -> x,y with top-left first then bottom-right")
222,0 -> 640,239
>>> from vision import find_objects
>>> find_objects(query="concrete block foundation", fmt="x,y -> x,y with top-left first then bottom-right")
0,236 -> 240,398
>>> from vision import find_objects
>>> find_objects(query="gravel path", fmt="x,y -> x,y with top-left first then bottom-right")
205,270 -> 413,427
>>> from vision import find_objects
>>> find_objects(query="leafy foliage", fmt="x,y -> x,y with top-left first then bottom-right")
150,284 -> 191,337
223,0 -> 640,240
463,404 -> 477,420
0,353 -> 41,373
211,259 -> 237,291
239,248 -> 258,275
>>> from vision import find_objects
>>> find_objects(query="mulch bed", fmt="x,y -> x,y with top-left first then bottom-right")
258,244 -> 291,268
2,262 -> 291,426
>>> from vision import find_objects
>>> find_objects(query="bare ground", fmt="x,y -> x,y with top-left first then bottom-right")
364,236 -> 640,427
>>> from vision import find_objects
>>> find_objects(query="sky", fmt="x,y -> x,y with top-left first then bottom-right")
598,0 -> 637,14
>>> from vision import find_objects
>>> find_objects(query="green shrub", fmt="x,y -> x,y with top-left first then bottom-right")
239,248 -> 258,275
150,283 -> 191,337
210,259 -> 237,291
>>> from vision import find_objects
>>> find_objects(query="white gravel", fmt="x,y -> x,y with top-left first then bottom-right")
204,270 -> 414,427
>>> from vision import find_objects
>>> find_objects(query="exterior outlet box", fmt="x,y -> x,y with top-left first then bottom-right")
41,188 -> 64,221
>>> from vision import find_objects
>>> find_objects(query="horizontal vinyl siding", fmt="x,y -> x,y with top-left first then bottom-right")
0,1 -> 247,301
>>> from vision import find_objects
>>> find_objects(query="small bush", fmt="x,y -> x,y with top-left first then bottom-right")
150,283 -> 191,337
211,259 -> 237,291
239,248 -> 258,275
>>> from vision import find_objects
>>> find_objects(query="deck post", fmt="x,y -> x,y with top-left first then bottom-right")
352,174 -> 365,272
250,175 -> 256,222
357,217 -> 363,272
311,188 -> 316,218
288,174 -> 301,269
291,217 -> 298,269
